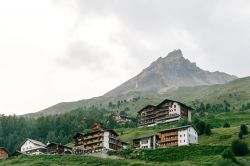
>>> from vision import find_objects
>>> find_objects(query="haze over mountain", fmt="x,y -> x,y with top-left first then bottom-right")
23,49 -> 239,118
105,49 -> 237,96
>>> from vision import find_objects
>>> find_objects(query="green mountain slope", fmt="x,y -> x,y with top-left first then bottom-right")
23,77 -> 250,118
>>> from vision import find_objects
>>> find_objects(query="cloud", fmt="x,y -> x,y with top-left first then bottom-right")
58,41 -> 110,70
1,0 -> 250,115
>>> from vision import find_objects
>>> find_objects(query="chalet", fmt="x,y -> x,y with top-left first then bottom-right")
0,147 -> 9,160
137,99 -> 192,127
159,125 -> 198,147
20,138 -> 47,155
73,123 -> 123,154
46,142 -> 72,154
133,135 -> 159,149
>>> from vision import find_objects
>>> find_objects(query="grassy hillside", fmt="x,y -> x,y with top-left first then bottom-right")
114,119 -> 250,146
200,110 -> 250,128
0,146 -> 249,166
1,113 -> 250,166
0,155 -> 160,166
24,77 -> 250,118
199,126 -> 250,146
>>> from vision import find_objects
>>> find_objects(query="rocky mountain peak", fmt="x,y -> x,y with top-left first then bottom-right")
165,49 -> 184,60
104,49 -> 237,96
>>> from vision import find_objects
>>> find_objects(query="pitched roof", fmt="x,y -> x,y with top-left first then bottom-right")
46,142 -> 72,149
26,138 -> 45,147
73,129 -> 119,138
156,99 -> 193,110
160,125 -> 197,133
137,105 -> 156,113
73,132 -> 84,139
137,99 -> 193,114
133,134 -> 159,141
0,147 -> 9,154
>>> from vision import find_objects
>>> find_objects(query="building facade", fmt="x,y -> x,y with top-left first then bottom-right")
46,142 -> 72,154
133,135 -> 159,149
138,99 -> 192,127
73,124 -> 123,154
159,125 -> 198,147
0,147 -> 8,160
20,138 -> 47,155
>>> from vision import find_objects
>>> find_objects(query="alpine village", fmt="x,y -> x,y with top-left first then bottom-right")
0,50 -> 250,165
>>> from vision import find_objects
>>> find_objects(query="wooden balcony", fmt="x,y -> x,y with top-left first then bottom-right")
161,131 -> 178,137
160,137 -> 178,143
84,134 -> 104,141
84,139 -> 103,146
160,142 -> 178,147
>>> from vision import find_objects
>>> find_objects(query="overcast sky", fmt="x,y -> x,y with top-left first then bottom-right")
0,0 -> 250,115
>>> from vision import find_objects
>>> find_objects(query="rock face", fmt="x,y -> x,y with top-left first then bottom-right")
104,49 -> 237,96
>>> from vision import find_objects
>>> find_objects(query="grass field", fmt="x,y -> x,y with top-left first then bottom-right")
200,110 -> 250,128
0,146 -> 249,166
199,126 -> 250,146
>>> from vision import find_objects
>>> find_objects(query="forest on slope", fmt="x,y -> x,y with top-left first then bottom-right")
1,77 -> 250,154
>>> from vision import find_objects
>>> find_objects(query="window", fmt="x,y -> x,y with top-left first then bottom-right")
180,140 -> 182,143
184,140 -> 185,142
184,134 -> 185,137
180,135 -> 182,137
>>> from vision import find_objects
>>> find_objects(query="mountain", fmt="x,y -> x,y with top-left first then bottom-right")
23,49 -> 240,118
104,49 -> 237,96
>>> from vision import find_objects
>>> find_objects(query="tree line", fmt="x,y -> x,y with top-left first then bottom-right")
0,106 -> 136,154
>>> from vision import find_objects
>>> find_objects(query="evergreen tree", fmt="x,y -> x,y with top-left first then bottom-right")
204,124 -> 212,135
238,131 -> 243,139
240,124 -> 248,135
222,148 -> 236,163
223,122 -> 230,128
232,140 -> 249,156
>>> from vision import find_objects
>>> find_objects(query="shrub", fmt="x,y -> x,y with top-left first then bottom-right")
196,121 -> 206,135
222,148 -> 236,163
223,122 -> 230,128
204,124 -> 212,135
240,124 -> 248,135
238,131 -> 243,139
231,140 -> 249,156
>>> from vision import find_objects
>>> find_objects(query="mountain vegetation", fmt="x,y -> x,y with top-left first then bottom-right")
1,77 -> 250,155
23,50 -> 239,118
0,50 -> 249,165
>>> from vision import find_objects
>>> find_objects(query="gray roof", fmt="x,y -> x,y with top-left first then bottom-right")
160,125 -> 196,133
27,138 -> 45,147
133,134 -> 159,141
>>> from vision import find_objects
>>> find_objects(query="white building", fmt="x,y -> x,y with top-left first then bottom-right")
138,99 -> 193,127
133,135 -> 159,149
159,125 -> 198,147
20,138 -> 47,155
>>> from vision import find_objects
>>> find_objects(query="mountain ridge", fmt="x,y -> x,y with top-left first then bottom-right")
23,49 -> 239,118
104,49 -> 237,96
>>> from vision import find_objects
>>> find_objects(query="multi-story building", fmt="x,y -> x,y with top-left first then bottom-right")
73,123 -> 123,154
137,99 -> 192,127
133,135 -> 159,149
159,125 -> 198,147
